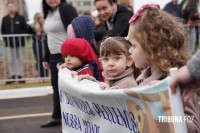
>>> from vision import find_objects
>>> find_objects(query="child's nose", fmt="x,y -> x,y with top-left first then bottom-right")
108,60 -> 114,66
129,47 -> 132,54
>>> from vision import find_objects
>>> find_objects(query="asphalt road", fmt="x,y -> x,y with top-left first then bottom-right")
0,95 -> 62,133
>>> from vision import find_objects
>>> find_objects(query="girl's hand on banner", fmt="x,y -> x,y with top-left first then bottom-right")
78,74 -> 96,82
148,80 -> 160,86
100,82 -> 110,90
57,62 -> 66,69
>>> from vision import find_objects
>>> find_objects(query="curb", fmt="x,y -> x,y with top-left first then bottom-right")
0,86 -> 52,100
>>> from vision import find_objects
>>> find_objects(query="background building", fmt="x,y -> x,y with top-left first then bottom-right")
67,0 -> 95,14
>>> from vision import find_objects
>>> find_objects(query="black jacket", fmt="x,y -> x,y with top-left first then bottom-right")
95,5 -> 133,42
1,13 -> 27,47
59,3 -> 78,30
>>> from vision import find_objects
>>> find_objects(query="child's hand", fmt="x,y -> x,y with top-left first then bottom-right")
43,61 -> 49,69
78,74 -> 96,82
57,62 -> 66,69
100,82 -> 110,90
148,80 -> 160,85
56,63 -> 61,69
71,71 -> 78,78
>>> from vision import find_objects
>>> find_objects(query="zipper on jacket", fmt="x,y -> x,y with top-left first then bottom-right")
11,18 -> 14,34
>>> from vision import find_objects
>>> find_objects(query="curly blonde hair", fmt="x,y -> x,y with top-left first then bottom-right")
129,7 -> 190,77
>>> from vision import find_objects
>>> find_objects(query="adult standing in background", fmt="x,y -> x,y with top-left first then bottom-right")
1,1 -> 27,84
182,0 -> 200,53
94,0 -> 133,42
41,0 -> 78,128
163,0 -> 182,18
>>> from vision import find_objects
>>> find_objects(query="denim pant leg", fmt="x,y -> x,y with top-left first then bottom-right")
16,47 -> 25,76
7,47 -> 16,77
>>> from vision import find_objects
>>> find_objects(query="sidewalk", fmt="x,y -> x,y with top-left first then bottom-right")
0,86 -> 52,100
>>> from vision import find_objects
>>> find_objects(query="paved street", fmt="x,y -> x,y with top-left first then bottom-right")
0,87 -> 62,133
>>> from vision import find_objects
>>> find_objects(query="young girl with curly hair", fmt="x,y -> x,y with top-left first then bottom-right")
127,4 -> 200,132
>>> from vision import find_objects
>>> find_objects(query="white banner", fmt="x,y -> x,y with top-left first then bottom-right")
58,68 -> 187,133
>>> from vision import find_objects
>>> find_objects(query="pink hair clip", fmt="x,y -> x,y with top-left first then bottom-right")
129,4 -> 160,24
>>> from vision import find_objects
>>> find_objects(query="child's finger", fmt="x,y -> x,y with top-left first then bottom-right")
78,75 -> 88,81
71,71 -> 78,78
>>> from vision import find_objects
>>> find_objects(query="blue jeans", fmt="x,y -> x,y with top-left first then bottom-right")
32,38 -> 48,77
7,46 -> 25,77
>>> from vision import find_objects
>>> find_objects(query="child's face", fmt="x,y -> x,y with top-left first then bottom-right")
100,54 -> 133,77
38,16 -> 44,24
128,35 -> 149,69
64,55 -> 83,70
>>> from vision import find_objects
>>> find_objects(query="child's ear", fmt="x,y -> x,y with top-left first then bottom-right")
126,56 -> 134,67
99,58 -> 102,63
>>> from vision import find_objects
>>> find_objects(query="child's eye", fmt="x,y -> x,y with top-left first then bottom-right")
64,55 -> 69,58
102,57 -> 108,61
131,43 -> 137,48
131,44 -> 135,47
114,57 -> 120,60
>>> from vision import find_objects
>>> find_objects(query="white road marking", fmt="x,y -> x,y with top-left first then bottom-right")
0,113 -> 51,120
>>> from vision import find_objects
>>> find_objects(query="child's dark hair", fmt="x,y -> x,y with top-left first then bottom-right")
100,36 -> 141,78
100,36 -> 131,57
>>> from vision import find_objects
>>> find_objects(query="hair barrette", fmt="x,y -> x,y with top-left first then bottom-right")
124,36 -> 129,41
129,3 -> 160,24
101,37 -> 112,45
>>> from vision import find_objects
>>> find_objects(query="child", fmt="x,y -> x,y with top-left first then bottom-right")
67,15 -> 103,81
127,4 -> 200,132
58,38 -> 98,76
79,36 -> 138,90
67,15 -> 98,55
32,12 -> 48,78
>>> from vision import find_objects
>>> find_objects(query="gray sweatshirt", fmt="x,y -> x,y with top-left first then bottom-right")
187,50 -> 200,79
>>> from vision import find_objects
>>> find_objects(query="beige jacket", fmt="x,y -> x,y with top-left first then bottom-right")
103,68 -> 137,89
